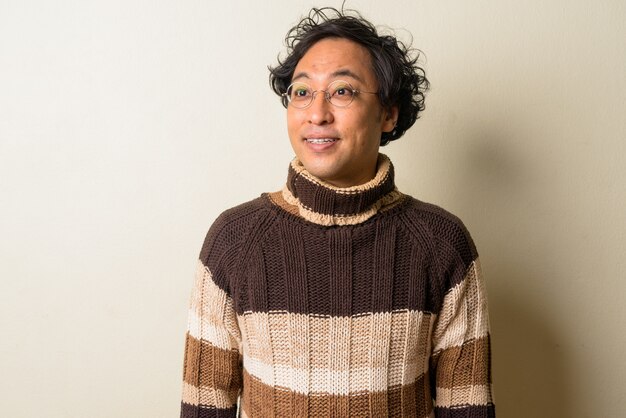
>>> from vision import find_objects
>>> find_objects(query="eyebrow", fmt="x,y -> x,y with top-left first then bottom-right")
291,69 -> 365,83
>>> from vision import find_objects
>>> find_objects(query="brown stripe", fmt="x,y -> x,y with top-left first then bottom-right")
196,196 -> 269,293
234,217 -> 438,316
241,370 -> 433,418
372,219 -> 395,312
430,336 -> 492,389
418,201 -> 478,269
329,227 -> 353,316
281,221 -> 311,412
267,190 -> 300,216
180,402 -> 238,418
182,333 -> 242,389
434,403 -> 495,417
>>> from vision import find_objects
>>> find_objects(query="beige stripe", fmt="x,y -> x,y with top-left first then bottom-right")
369,312 -> 392,399
282,186 -> 404,226
239,310 -> 433,394
241,369 -> 434,418
187,260 -> 241,351
240,311 -> 273,377
290,310 -> 310,414
241,310 -> 431,369
435,384 -> 493,407
431,336 -> 491,388
432,258 -> 490,353
181,381 -> 239,409
329,315 -> 351,396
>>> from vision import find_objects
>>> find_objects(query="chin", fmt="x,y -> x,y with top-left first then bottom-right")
305,165 -> 334,180
301,162 -> 337,182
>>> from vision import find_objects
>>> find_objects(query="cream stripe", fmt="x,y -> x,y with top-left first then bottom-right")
239,310 -> 434,395
290,308 -> 310,396
240,310 -> 431,369
369,311 -> 392,392
187,311 -> 239,351
398,305 -> 420,392
240,311 -> 272,374
187,260 -> 241,351
189,260 -> 229,317
243,358 -> 427,396
181,381 -> 238,409
432,258 -> 490,352
435,384 -> 493,407
329,315 -> 351,396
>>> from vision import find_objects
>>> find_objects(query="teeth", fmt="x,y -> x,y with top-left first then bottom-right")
306,138 -> 337,144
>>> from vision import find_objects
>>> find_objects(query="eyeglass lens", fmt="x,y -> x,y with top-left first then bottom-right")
286,80 -> 356,108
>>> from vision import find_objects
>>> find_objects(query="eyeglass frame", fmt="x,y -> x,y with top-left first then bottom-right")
281,80 -> 379,109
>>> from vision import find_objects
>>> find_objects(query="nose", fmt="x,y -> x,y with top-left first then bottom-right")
307,91 -> 334,125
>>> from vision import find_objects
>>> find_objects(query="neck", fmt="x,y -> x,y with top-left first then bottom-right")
320,165 -> 378,189
269,154 -> 404,226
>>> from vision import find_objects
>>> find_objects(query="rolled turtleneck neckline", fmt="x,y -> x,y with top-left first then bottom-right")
272,154 -> 404,226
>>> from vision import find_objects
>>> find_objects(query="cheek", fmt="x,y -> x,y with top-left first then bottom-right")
286,110 -> 299,135
287,106 -> 305,123
353,109 -> 384,141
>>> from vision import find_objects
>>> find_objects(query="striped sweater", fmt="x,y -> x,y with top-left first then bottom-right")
181,154 -> 495,417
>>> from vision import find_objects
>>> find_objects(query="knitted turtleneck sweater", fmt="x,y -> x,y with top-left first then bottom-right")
181,154 -> 495,418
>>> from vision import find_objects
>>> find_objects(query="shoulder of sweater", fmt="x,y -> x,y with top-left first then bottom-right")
399,195 -> 478,267
214,195 -> 271,227
198,195 -> 272,268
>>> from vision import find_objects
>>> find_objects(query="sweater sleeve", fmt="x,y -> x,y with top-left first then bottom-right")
429,226 -> 495,417
180,225 -> 243,418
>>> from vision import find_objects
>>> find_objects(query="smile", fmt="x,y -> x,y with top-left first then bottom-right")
305,138 -> 338,144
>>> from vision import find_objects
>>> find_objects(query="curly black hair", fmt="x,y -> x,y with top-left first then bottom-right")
269,7 -> 429,145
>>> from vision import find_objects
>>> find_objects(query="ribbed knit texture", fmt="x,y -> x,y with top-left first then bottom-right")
181,154 -> 495,417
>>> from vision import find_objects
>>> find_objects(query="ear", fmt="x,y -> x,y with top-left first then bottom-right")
381,105 -> 399,133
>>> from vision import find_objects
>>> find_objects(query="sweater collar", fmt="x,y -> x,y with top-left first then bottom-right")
278,154 -> 404,226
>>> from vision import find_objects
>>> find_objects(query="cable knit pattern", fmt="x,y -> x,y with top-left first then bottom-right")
180,154 -> 495,417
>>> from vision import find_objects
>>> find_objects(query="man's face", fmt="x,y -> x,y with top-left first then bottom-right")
287,37 -> 397,188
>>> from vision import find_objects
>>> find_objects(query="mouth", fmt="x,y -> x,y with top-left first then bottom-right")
304,137 -> 339,144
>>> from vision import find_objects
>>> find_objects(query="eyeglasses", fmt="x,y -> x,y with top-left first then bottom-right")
282,80 -> 378,109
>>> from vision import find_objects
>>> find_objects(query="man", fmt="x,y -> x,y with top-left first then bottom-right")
181,7 -> 494,418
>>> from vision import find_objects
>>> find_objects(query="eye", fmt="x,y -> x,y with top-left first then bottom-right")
336,87 -> 353,96
331,83 -> 355,97
289,84 -> 312,100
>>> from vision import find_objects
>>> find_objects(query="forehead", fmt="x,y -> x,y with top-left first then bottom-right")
292,37 -> 376,86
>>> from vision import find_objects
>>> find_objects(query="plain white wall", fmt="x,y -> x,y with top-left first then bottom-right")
1,1 -> 624,417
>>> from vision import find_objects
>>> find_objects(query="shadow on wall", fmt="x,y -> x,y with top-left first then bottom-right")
415,130 -> 576,417
469,134 -> 572,417
489,270 -> 573,418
